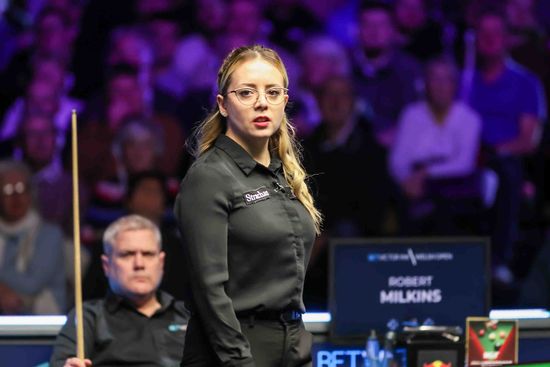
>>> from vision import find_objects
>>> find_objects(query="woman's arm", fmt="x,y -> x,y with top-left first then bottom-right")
174,163 -> 255,366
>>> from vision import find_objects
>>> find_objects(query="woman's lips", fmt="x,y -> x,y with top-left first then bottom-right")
253,116 -> 270,128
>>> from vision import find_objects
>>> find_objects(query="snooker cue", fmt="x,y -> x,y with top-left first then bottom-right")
71,109 -> 85,359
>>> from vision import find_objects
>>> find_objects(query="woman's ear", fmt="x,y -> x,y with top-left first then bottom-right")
217,94 -> 227,117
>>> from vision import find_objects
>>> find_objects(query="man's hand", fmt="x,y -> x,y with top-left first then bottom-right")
63,357 -> 92,367
403,170 -> 427,200
0,283 -> 24,314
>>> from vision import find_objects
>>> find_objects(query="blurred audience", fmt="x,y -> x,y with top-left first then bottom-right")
1,56 -> 83,150
303,76 -> 390,308
0,160 -> 65,314
291,35 -> 351,137
266,0 -> 322,52
85,118 -> 169,231
393,0 -> 445,62
0,0 -> 549,312
16,113 -> 86,235
0,6 -> 76,114
463,9 -> 546,283
390,56 -> 483,234
79,64 -> 184,185
352,0 -> 422,148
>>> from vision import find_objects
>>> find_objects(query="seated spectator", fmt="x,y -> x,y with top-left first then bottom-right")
50,214 -> 190,367
0,160 -> 66,314
302,76 -> 390,308
290,35 -> 351,137
79,64 -> 184,185
0,7 -> 76,115
84,118 -> 171,232
463,9 -> 546,282
16,113 -> 88,235
265,0 -> 322,52
393,0 -> 445,62
390,56 -> 482,234
352,0 -> 422,148
106,25 -> 180,119
1,65 -> 83,150
145,11 -> 186,100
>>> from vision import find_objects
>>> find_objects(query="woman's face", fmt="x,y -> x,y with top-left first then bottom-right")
217,58 -> 288,149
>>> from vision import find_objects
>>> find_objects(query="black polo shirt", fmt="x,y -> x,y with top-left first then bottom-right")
174,134 -> 316,364
49,291 -> 189,367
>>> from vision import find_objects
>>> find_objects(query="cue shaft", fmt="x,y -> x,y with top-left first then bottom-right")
71,109 -> 85,359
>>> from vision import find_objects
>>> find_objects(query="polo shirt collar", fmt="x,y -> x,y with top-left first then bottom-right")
105,290 -> 175,315
215,134 -> 282,175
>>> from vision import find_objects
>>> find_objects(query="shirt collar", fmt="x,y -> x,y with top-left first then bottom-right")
105,290 -> 175,315
214,134 -> 282,175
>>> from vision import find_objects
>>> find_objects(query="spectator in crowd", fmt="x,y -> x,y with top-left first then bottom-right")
106,25 -> 180,119
393,0 -> 445,62
16,113 -> 86,235
352,0 -> 422,148
0,7 -> 76,114
265,0 -> 322,53
302,76 -> 389,308
390,56 -> 482,234
1,56 -> 83,154
79,65 -> 184,185
0,160 -> 66,314
50,214 -> 190,367
83,118 -> 168,236
145,12 -> 185,100
291,35 -> 351,137
464,9 -> 546,283
192,0 -> 227,39
505,0 -> 550,120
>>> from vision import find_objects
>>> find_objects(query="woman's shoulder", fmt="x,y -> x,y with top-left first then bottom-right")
181,148 -> 235,187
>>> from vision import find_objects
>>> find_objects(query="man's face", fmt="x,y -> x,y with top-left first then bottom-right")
36,13 -> 69,56
476,15 -> 508,60
27,80 -> 60,117
426,62 -> 456,109
21,116 -> 57,168
102,229 -> 165,302
0,170 -> 32,223
318,78 -> 355,129
359,9 -> 396,53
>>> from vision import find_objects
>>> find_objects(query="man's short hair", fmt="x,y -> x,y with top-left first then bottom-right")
0,160 -> 32,184
103,214 -> 162,255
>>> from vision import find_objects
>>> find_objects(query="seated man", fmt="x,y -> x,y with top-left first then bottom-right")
0,160 -> 66,314
390,56 -> 482,234
50,214 -> 189,367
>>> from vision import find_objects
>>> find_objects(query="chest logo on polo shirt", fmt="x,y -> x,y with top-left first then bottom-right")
243,186 -> 270,205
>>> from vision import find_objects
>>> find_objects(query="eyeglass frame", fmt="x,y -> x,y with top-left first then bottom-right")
225,87 -> 289,106
1,181 -> 28,196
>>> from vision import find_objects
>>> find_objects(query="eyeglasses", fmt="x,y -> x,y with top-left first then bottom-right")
2,182 -> 27,196
226,87 -> 288,106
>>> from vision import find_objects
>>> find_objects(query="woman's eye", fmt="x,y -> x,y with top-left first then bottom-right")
238,89 -> 255,97
267,89 -> 282,97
